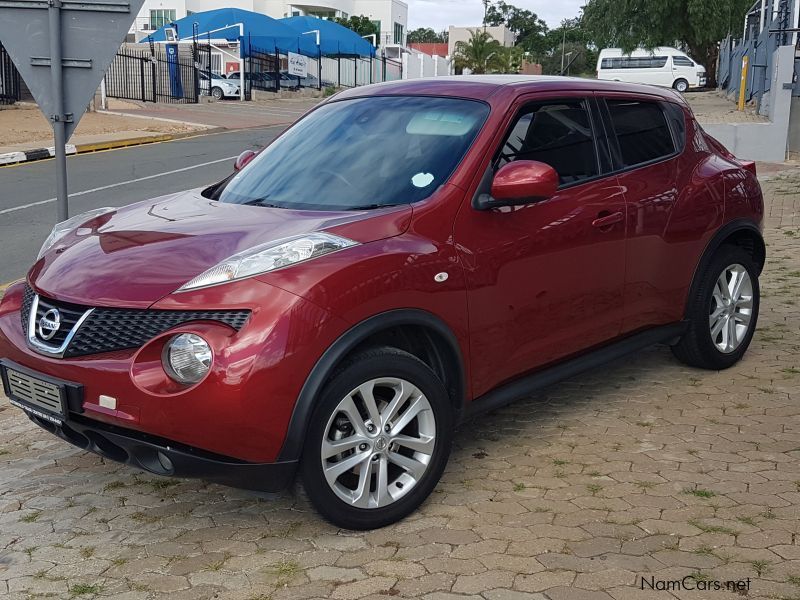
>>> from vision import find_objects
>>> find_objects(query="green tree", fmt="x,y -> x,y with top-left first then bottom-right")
581,0 -> 754,86
407,27 -> 448,44
484,0 -> 548,56
333,15 -> 380,43
454,29 -> 502,74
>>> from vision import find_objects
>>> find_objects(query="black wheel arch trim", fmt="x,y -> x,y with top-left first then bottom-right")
684,218 -> 764,317
277,309 -> 466,461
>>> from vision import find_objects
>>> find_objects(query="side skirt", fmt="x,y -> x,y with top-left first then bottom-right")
463,322 -> 688,421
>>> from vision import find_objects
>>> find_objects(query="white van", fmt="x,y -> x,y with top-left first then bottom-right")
596,47 -> 706,92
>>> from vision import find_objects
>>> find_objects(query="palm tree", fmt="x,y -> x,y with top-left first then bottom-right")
491,46 -> 523,74
454,29 -> 502,74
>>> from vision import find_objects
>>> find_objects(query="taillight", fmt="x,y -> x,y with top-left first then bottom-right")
740,160 -> 757,176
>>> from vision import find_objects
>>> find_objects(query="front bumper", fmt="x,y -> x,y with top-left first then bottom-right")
24,407 -> 297,492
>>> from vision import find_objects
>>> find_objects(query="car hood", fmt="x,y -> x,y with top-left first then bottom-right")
29,190 -> 412,308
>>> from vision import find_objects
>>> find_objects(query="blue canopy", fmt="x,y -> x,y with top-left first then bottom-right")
144,8 -> 319,57
281,16 -> 376,57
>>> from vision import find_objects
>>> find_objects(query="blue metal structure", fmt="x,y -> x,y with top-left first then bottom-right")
718,0 -> 799,110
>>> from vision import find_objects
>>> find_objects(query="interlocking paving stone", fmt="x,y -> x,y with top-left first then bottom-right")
1,167 -> 800,598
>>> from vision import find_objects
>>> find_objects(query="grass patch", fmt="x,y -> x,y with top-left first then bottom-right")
693,546 -> 717,556
782,367 -> 800,376
587,470 -> 602,477
0,449 -> 10,456
552,458 -> 569,466
756,386 -> 776,394
586,484 -> 603,496
684,488 -> 715,498
687,519 -> 736,535
635,421 -> 653,427
760,508 -> 776,520
271,560 -> 302,581
732,402 -> 750,409
103,481 -> 126,492
751,560 -> 771,577
80,547 -> 95,559
787,575 -> 800,587
513,482 -> 526,492
737,516 -> 757,526
20,511 -> 42,523
635,481 -> 655,489
69,583 -> 102,596
130,512 -> 159,524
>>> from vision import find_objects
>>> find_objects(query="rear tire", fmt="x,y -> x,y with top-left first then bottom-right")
673,78 -> 689,93
301,347 -> 453,530
672,245 -> 760,370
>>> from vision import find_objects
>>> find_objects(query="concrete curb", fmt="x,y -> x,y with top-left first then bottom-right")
0,129 -> 223,167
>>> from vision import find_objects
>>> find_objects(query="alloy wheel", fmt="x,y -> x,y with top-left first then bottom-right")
321,377 -> 436,509
709,263 -> 753,354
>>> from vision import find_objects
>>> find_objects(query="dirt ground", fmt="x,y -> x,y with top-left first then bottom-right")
684,91 -> 769,125
0,102 -> 201,148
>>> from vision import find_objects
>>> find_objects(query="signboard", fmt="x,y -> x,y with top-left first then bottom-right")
0,0 -> 145,140
288,51 -> 308,78
0,0 -> 144,220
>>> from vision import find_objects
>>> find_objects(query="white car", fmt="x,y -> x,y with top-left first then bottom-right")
597,47 -> 706,92
199,72 -> 240,100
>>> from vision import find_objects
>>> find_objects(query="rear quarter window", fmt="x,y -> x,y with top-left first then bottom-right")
606,99 -> 675,168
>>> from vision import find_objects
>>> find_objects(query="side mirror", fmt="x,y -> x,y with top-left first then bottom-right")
234,150 -> 257,172
477,160 -> 558,209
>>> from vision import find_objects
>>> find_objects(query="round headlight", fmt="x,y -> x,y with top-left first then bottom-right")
163,334 -> 212,384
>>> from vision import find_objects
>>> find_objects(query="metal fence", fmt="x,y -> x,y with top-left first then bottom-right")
244,40 -> 403,95
105,45 -> 206,104
0,40 -> 21,105
717,0 -> 799,109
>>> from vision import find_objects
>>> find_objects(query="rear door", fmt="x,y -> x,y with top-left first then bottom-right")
596,94 -> 687,332
454,94 -> 627,397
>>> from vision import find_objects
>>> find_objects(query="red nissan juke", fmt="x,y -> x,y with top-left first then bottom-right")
0,76 -> 764,529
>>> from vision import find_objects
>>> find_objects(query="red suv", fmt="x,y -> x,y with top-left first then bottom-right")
0,76 -> 764,529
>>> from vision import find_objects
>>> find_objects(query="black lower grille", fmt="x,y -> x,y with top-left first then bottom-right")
22,285 -> 250,357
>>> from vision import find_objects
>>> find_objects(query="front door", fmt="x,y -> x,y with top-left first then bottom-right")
454,97 -> 627,398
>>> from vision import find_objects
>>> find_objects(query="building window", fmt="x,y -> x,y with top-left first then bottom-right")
150,9 -> 176,29
394,22 -> 404,45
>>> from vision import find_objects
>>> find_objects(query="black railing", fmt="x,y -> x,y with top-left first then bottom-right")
105,46 -> 199,104
0,41 -> 21,105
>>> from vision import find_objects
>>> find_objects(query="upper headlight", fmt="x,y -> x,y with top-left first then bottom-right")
37,207 -> 115,259
179,232 -> 358,291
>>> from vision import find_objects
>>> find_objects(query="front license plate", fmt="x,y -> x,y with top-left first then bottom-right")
1,365 -> 67,424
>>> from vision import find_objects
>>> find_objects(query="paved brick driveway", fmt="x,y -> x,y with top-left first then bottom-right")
1,168 -> 799,600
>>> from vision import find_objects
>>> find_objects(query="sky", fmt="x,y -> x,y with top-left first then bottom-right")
406,0 -> 587,32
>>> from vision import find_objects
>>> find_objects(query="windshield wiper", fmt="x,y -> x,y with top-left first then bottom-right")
348,203 -> 404,211
241,198 -> 285,209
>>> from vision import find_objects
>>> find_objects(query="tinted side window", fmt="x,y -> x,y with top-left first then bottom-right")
672,56 -> 694,67
607,100 -> 675,167
496,100 -> 599,185
662,102 -> 686,151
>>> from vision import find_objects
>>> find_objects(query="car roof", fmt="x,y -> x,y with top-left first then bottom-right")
334,75 -> 686,105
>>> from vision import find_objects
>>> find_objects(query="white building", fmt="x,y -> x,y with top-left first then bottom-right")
130,0 -> 408,48
447,24 -> 514,58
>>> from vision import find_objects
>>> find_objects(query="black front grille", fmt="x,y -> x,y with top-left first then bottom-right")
20,284 -> 34,333
22,285 -> 250,357
66,308 -> 251,357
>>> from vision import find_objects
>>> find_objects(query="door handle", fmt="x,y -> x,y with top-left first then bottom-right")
592,211 -> 624,230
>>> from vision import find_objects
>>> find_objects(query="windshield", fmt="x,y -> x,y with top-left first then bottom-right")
216,96 -> 489,210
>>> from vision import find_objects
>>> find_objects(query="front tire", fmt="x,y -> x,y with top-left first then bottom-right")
301,347 -> 453,530
672,245 -> 760,370
673,78 -> 689,93
211,86 -> 224,100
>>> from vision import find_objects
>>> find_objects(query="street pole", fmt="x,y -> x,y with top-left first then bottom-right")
49,0 -> 69,221
560,25 -> 566,74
